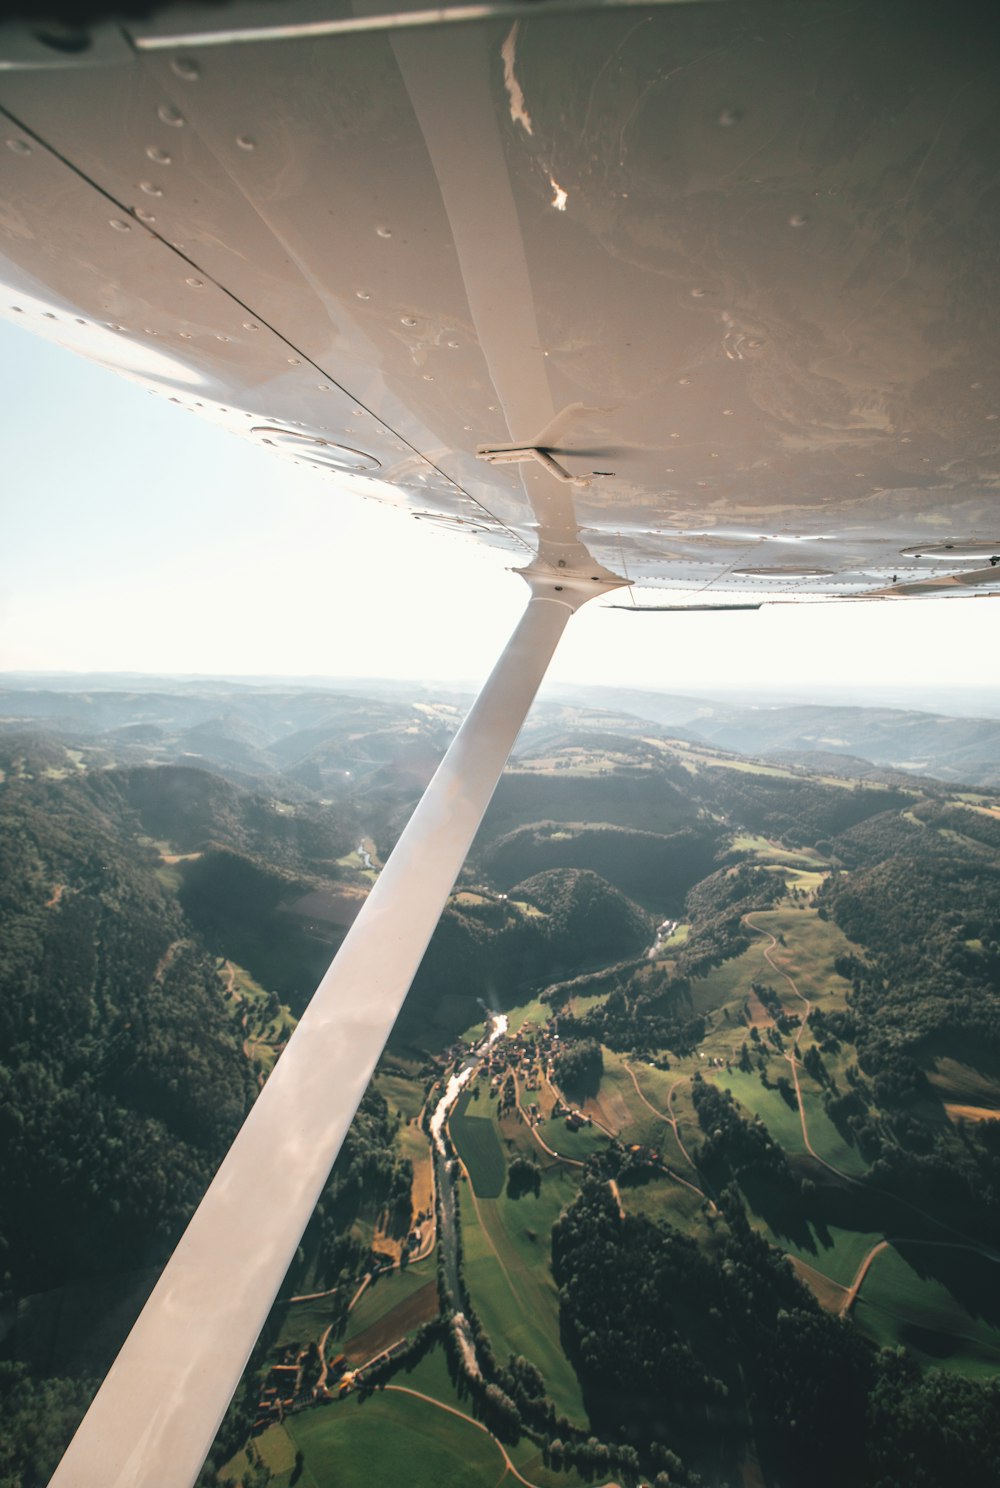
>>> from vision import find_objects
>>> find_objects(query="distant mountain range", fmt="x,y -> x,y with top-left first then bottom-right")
2,675 -> 999,788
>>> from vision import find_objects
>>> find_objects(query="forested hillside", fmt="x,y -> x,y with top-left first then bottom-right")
2,690 -> 1000,1488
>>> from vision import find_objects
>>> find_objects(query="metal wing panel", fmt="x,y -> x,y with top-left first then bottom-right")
2,0 -> 999,595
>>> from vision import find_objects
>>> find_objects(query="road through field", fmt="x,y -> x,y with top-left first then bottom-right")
620,1063 -> 715,1206
384,1385 -> 543,1488
743,914 -> 1000,1258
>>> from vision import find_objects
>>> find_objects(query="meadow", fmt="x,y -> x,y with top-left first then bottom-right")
458,1164 -> 587,1421
853,1243 -> 1000,1379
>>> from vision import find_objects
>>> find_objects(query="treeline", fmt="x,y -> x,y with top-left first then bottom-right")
553,1039 -> 604,1098
299,1084 -> 413,1292
110,764 -> 358,870
677,863 -> 784,976
686,771 -> 915,850
479,822 -> 721,913
551,1177 -> 1000,1487
552,864 -> 784,1055
557,975 -> 703,1057
820,853 -> 1000,1065
0,774 -> 256,1298
404,870 -> 651,1039
0,764 -> 411,1484
177,848 -> 333,1009
479,763 -> 697,843
691,1077 -> 797,1191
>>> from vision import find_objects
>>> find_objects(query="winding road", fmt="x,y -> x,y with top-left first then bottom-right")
621,1063 -> 716,1208
741,913 -> 1000,1266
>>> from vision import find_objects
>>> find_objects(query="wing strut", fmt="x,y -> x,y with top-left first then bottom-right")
49,572 -> 601,1488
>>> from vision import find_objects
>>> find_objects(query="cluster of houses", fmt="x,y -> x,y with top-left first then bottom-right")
479,1021 -> 564,1096
253,1344 -> 347,1428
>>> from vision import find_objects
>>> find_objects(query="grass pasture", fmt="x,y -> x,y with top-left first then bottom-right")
731,835 -> 827,869
746,907 -> 856,1011
583,1052 -> 673,1147
854,1243 -> 1000,1378
765,1214 -> 884,1290
711,1066 -> 868,1177
925,1053 -> 1000,1110
398,1120 -> 435,1220
450,1093 -> 506,1197
341,1258 -> 436,1347
377,1071 -> 426,1122
711,1067 -> 806,1151
221,1423 -> 297,1487
540,1113 -> 610,1162
276,1292 -> 344,1350
458,1164 -> 587,1421
285,1385 -> 505,1488
618,1172 -> 709,1236
686,943 -> 765,1017
502,994 -> 553,1031
342,1279 -> 440,1365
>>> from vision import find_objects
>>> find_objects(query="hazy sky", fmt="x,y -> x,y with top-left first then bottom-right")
2,318 -> 997,702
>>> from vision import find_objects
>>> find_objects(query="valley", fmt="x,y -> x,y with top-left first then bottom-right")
1,683 -> 999,1487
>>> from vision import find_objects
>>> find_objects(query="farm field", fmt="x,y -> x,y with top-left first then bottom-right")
377,1071 -> 427,1122
221,1422 -> 298,1487
760,1214 -> 885,1290
711,1065 -> 869,1177
458,1163 -> 587,1421
284,1382 -> 507,1488
618,1172 -> 709,1236
384,1348 -> 592,1488
710,1067 -> 805,1150
341,1259 -> 437,1349
450,1091 -> 506,1196
342,1280 -> 440,1367
731,834 -> 827,868
925,1053 -> 1000,1109
854,1244 -> 1000,1379
747,907 -> 858,1010
538,1114 -> 610,1162
581,1050 -> 668,1145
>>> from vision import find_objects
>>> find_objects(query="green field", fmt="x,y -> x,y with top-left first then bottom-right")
763,1215 -> 884,1289
502,994 -> 554,1030
731,835 -> 827,868
569,989 -> 612,1016
377,1071 -> 426,1122
711,1064 -> 869,1178
711,1067 -> 806,1150
378,1346 -> 592,1488
589,1052 -> 674,1147
450,1094 -> 506,1197
221,1422 -> 298,1487
539,1115 -> 609,1162
342,1258 -> 436,1345
284,1380 -> 508,1488
748,907 -> 857,1010
276,1292 -> 343,1349
854,1244 -> 1000,1378
458,1164 -> 587,1421
618,1172 -> 708,1236
231,1346 -> 595,1488
625,1059 -> 683,1110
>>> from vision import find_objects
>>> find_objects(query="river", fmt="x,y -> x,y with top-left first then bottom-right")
427,1012 -> 508,1371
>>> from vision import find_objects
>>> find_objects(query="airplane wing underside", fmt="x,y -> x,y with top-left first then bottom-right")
5,9 -> 1000,1484
2,0 -> 999,601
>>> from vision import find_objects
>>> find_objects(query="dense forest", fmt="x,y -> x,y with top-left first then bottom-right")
553,1177 -> 1000,1488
